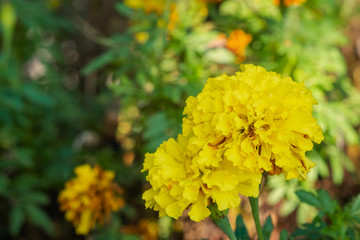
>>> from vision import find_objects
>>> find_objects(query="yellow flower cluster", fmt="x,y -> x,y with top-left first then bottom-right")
273,0 -> 307,6
225,30 -> 252,62
143,64 -> 323,222
124,0 -> 179,32
143,134 -> 262,222
58,164 -> 124,235
124,0 -> 165,14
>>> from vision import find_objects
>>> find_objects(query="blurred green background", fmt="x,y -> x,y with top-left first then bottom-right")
1,0 -> 360,239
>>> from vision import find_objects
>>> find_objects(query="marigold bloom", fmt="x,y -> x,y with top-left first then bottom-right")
142,133 -> 262,222
58,164 -> 124,235
226,30 -> 252,62
183,64 -> 323,180
143,65 -> 323,222
273,0 -> 306,6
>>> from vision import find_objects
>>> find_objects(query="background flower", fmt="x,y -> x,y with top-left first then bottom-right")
225,30 -> 252,62
58,164 -> 124,235
273,0 -> 307,6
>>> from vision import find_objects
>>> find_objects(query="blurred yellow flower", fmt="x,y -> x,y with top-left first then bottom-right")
58,164 -> 124,235
124,0 -> 165,14
47,0 -> 62,10
183,64 -> 324,180
135,31 -> 149,44
226,30 -> 252,62
273,0 -> 306,6
125,0 -> 178,32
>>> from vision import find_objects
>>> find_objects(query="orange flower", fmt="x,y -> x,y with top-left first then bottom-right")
273,0 -> 306,6
167,3 -> 179,31
225,30 -> 252,62
197,0 -> 223,2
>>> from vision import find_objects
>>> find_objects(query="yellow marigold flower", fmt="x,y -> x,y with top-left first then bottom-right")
58,164 -> 124,235
142,134 -> 262,222
226,30 -> 252,62
273,0 -> 306,6
183,64 -> 324,180
143,65 -> 323,222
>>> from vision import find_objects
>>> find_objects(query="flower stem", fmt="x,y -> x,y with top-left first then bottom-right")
249,197 -> 264,240
209,203 -> 237,240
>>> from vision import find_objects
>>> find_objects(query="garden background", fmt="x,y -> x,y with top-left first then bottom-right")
1,0 -> 360,239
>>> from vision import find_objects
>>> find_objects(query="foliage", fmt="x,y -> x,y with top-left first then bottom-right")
216,0 -> 360,218
234,189 -> 360,239
1,0 -> 360,239
0,1 -> 77,237
291,189 -> 360,239
0,0 -> 138,238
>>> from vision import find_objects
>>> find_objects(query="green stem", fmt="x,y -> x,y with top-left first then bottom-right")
279,0 -> 287,18
249,197 -> 264,240
209,203 -> 237,240
215,215 -> 237,240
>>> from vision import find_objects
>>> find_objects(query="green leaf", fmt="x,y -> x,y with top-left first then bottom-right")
23,191 -> 50,205
115,3 -> 134,17
0,92 -> 24,111
295,190 -> 322,208
144,112 -> 170,152
204,48 -> 235,64
82,50 -> 120,75
279,230 -> 288,240
292,222 -> 324,239
15,148 -> 33,168
262,216 -> 273,240
307,151 -> 329,178
351,194 -> 360,219
235,215 -> 250,240
163,85 -> 182,104
9,206 -> 24,236
25,204 -> 54,235
12,174 -> 39,192
317,189 -> 335,214
22,84 -> 55,108
328,146 -> 344,185
0,174 -> 9,196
